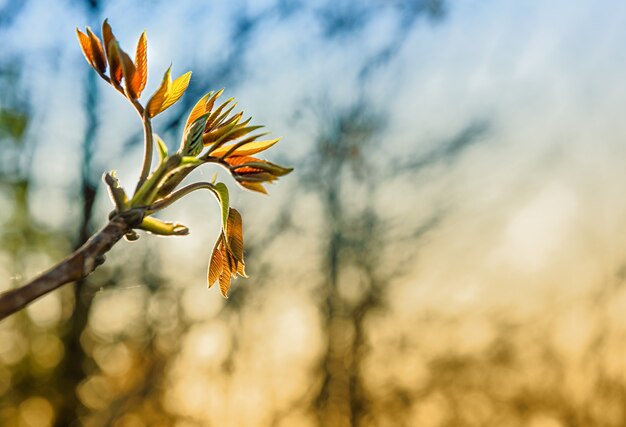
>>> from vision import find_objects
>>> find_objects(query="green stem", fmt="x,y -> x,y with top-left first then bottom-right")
135,116 -> 154,192
148,182 -> 216,213
131,154 -> 181,207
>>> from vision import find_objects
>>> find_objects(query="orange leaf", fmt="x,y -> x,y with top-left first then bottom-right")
225,156 -> 265,174
106,41 -> 123,84
218,248 -> 232,297
101,20 -> 122,83
120,49 -> 137,99
76,29 -> 96,69
85,27 -> 107,74
133,31 -> 148,96
226,209 -> 244,264
207,240 -> 223,287
102,19 -> 114,54
237,260 -> 248,277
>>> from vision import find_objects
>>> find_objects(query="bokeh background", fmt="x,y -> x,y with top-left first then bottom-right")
2,0 -> 626,426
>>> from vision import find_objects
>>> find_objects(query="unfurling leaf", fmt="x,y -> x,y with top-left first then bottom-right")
138,216 -> 189,236
203,119 -> 239,147
133,32 -> 148,97
155,134 -> 168,162
226,209 -> 244,263
206,101 -> 239,132
104,171 -> 129,211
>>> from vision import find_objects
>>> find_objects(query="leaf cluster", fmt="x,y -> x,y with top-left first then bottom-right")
77,20 -> 292,296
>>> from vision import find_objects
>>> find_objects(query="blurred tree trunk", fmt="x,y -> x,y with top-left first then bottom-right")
313,107 -> 379,427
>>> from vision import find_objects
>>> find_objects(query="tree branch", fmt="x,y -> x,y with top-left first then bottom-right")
0,215 -> 131,321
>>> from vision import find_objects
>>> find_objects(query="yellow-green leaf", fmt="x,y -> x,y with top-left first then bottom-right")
185,93 -> 211,130
146,66 -> 171,117
159,71 -> 192,112
210,138 -> 280,158
239,181 -> 267,194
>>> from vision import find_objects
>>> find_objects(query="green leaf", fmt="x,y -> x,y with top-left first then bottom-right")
180,113 -> 209,156
213,182 -> 229,230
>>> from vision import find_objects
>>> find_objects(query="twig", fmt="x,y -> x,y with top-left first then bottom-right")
0,215 -> 131,321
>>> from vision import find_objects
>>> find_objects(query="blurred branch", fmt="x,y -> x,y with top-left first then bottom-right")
0,215 -> 131,321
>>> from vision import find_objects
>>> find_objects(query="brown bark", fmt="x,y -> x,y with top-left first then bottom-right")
0,216 -> 130,321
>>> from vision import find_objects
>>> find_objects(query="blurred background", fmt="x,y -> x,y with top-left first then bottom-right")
2,0 -> 626,426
